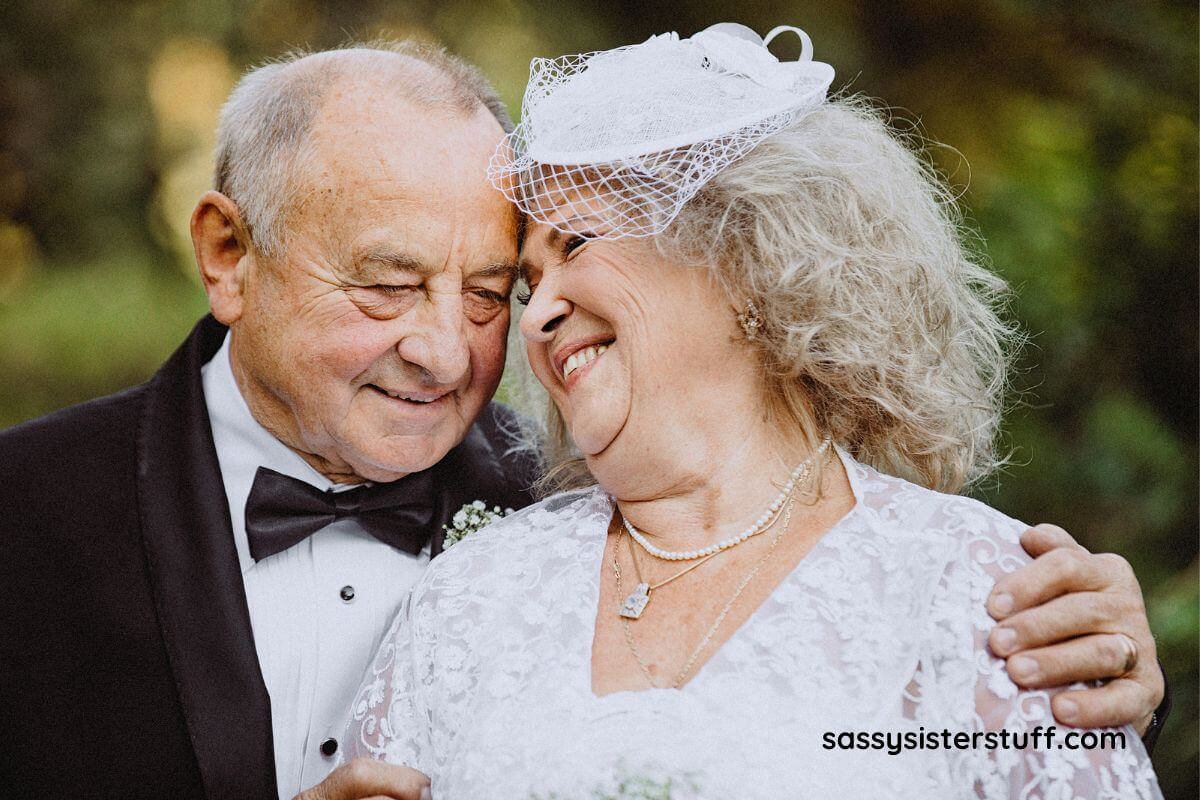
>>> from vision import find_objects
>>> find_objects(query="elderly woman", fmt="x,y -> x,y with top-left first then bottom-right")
342,25 -> 1162,798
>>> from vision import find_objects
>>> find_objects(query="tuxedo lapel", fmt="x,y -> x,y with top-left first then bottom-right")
136,316 -> 276,799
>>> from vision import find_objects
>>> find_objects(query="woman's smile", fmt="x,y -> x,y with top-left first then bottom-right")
554,338 -> 615,389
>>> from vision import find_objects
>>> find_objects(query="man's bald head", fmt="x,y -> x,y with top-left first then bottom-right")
214,41 -> 511,257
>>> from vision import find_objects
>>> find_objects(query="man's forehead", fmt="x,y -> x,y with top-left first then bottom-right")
293,127 -> 518,264
297,89 -> 500,209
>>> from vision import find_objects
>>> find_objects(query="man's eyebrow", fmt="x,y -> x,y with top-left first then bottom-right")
465,261 -> 520,283
349,247 -> 433,280
351,248 -> 517,285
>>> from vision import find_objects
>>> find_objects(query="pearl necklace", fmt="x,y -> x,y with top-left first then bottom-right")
621,437 -> 831,562
613,491 -> 798,689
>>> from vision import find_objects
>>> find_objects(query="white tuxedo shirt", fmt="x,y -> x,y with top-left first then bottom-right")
202,334 -> 429,798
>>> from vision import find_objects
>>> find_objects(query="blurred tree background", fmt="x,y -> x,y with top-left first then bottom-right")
1,0 -> 1196,794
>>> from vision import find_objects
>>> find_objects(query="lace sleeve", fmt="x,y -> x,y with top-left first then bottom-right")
341,591 -> 431,772
918,497 -> 1163,799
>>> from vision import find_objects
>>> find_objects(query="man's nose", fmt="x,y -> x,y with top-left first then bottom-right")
396,292 -> 470,385
519,276 -> 572,344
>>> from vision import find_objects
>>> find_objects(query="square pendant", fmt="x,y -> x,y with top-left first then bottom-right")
619,583 -> 651,619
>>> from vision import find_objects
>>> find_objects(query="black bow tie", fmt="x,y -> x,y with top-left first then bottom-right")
244,466 -> 437,562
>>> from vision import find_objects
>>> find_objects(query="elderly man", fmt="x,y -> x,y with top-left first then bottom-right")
0,42 -> 1168,800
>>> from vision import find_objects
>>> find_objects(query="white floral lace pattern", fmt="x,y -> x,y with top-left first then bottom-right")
344,450 -> 1162,799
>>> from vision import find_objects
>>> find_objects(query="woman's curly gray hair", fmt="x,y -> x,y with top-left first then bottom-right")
533,95 -> 1021,496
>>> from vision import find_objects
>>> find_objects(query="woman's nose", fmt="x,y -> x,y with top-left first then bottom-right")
519,281 -> 572,343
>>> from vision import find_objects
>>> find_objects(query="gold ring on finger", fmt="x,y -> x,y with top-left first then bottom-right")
1116,633 -> 1139,677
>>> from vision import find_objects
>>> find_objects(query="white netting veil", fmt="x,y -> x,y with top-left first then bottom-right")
488,23 -> 835,239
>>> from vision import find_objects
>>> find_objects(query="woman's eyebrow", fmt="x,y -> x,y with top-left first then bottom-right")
516,261 -> 534,286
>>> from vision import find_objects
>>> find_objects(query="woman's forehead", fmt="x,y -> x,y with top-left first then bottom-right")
517,222 -> 566,278
507,163 -> 645,238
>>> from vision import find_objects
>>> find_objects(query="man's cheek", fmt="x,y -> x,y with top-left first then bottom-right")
471,322 -> 510,386
314,323 -> 397,380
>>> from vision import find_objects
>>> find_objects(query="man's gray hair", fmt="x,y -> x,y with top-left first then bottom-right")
213,40 -> 512,257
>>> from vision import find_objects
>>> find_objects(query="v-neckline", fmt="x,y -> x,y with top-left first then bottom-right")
584,447 -> 868,701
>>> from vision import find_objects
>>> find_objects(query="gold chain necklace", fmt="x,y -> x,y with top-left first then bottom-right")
618,461 -> 814,620
613,492 -> 797,689
618,536 -> 721,620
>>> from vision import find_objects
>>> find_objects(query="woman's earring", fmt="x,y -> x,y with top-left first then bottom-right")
737,300 -> 762,341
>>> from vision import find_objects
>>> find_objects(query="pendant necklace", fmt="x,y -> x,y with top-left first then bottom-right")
613,491 -> 798,689
617,534 -> 720,619
618,441 -> 825,618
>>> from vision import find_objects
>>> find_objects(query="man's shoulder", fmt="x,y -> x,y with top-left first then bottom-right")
461,400 -> 543,504
0,383 -> 149,483
474,400 -> 534,451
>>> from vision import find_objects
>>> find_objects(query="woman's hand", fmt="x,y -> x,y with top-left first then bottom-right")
294,758 -> 431,800
986,524 -> 1163,735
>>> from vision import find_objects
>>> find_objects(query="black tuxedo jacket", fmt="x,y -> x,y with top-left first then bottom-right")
0,316 -> 538,799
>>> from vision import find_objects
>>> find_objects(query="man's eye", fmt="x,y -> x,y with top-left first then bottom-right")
468,289 -> 506,305
373,284 -> 418,295
464,289 -> 509,324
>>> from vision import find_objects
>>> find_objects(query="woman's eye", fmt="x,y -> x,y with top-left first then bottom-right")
515,283 -> 539,306
563,235 -> 587,256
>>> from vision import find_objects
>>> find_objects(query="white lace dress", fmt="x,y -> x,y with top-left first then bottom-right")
344,450 -> 1162,799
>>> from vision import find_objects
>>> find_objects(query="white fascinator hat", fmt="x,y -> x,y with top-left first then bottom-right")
488,23 -> 835,239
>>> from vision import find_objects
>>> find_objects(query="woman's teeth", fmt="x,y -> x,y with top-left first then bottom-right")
563,344 -> 608,380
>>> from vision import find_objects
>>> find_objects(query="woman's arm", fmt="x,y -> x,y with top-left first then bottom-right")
295,593 -> 434,800
928,509 -> 1164,799
342,593 -> 432,767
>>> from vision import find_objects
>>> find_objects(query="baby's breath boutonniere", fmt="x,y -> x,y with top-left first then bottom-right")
443,500 -> 513,548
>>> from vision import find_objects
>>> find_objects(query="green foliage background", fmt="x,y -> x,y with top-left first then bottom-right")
2,1 -> 1195,795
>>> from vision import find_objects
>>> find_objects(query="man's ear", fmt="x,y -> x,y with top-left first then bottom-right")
190,190 -> 254,325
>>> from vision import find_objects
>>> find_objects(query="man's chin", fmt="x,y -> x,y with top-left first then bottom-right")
348,431 -> 463,482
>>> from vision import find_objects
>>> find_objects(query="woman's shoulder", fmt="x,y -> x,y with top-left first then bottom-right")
846,454 -> 1029,567
415,485 -> 611,599
444,484 -> 610,553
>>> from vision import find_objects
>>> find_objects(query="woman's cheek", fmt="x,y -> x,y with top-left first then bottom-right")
567,356 -> 630,456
